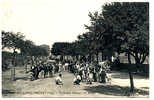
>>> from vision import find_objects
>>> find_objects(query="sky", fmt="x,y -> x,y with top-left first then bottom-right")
0,0 -> 107,47
0,0 -> 149,47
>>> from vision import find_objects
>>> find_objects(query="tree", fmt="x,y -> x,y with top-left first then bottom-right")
2,31 -> 25,80
84,2 -> 149,92
51,42 -> 72,61
102,2 -> 149,65
40,44 -> 50,56
2,31 -> 25,53
20,40 -> 35,72
20,40 -> 34,55
84,11 -> 116,61
2,31 -> 12,50
102,2 -> 149,92
2,31 -> 51,77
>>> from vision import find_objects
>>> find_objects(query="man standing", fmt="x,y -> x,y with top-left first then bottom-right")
100,69 -> 106,83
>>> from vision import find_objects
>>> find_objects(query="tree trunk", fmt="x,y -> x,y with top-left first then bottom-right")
25,57 -> 28,73
24,56 -> 27,73
128,53 -> 132,64
128,71 -> 134,92
96,52 -> 99,63
11,66 -> 15,81
128,53 -> 134,93
11,49 -> 16,81
135,56 -> 141,72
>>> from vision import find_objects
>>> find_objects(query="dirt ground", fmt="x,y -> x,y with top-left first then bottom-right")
2,67 -> 149,98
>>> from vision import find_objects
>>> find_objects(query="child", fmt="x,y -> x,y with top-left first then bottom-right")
87,73 -> 93,84
106,72 -> 112,83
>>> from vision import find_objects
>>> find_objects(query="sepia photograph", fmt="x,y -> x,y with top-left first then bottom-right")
1,0 -> 149,98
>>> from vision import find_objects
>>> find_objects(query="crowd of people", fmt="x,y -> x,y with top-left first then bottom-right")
68,61 -> 112,85
28,58 -> 112,85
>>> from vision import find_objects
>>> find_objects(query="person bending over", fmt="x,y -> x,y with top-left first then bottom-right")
73,74 -> 81,85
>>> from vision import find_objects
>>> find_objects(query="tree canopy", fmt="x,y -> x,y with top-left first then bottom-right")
2,31 -> 50,57
79,2 -> 149,64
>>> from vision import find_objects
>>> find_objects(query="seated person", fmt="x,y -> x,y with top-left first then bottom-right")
73,74 -> 81,85
55,73 -> 63,85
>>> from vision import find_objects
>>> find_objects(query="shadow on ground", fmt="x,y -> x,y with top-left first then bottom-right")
2,90 -> 15,94
111,72 -> 149,79
15,77 -> 29,81
84,84 -> 149,96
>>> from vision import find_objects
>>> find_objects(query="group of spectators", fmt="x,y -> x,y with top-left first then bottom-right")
28,58 -> 112,85
28,60 -> 54,80
55,60 -> 112,85
28,59 -> 70,81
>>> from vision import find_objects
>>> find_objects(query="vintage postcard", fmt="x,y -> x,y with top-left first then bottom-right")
1,0 -> 149,98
